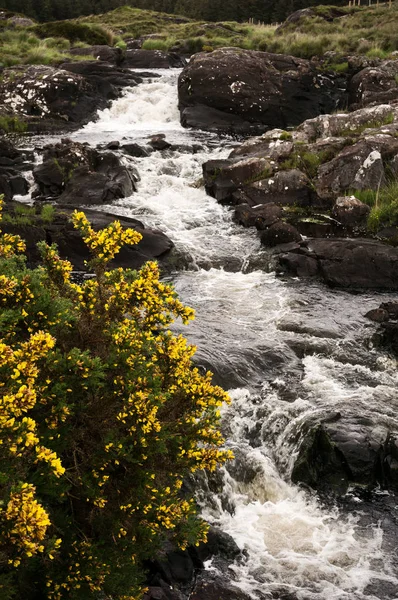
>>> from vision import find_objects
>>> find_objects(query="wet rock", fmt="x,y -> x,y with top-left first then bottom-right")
148,134 -> 172,151
365,308 -> 390,323
292,417 -> 398,494
260,222 -> 302,247
124,49 -> 186,69
178,48 -> 344,134
33,139 -> 137,203
106,140 -> 120,150
194,526 -> 241,564
121,142 -> 150,157
61,60 -> 140,97
0,63 -> 140,131
68,45 -> 123,66
2,207 -> 174,272
331,195 -> 370,226
190,576 -> 252,600
276,238 -> 398,290
58,166 -> 134,205
234,203 -> 282,229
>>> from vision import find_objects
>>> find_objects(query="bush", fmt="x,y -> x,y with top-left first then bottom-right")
0,200 -> 232,599
32,21 -> 113,46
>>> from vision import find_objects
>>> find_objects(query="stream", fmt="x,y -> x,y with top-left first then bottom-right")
30,70 -> 398,600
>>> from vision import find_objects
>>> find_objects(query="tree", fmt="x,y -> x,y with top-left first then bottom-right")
0,200 -> 232,599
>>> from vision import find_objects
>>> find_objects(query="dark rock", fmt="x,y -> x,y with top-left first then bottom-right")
58,166 -> 132,205
106,140 -> 120,150
2,208 -> 173,271
380,301 -> 398,319
190,577 -> 252,600
234,202 -> 282,229
316,135 -> 398,197
61,60 -> 140,97
365,308 -> 389,323
250,169 -> 320,208
277,238 -> 398,290
68,45 -> 123,66
193,526 -> 241,565
261,222 -> 302,247
148,135 -> 171,151
0,63 -> 140,131
121,143 -> 150,157
348,61 -> 398,109
0,167 -> 29,201
33,139 -> 137,204
178,48 -> 344,134
331,195 -> 370,226
180,104 -> 264,135
292,417 -> 398,494
124,49 -> 186,69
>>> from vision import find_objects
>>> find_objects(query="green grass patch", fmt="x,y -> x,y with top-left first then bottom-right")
32,21 -> 113,46
40,204 -> 55,223
354,181 -> 398,232
0,115 -> 28,133
340,112 -> 394,137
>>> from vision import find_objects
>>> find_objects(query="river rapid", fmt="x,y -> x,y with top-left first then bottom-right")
34,70 -> 398,599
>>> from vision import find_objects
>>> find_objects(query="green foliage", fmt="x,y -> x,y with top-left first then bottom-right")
0,115 -> 28,133
354,181 -> 398,232
339,112 -> 394,137
33,21 -> 113,46
281,148 -> 335,178
0,202 -> 232,600
40,204 -> 55,223
279,131 -> 293,141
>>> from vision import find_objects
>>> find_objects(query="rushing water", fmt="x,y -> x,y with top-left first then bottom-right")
40,70 -> 398,598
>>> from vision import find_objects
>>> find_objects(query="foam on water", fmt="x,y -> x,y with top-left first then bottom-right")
68,69 -> 398,599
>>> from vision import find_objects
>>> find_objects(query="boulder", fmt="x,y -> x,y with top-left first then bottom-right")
148,134 -> 171,151
292,417 -> 398,493
234,202 -> 282,228
260,221 -> 302,247
57,166 -> 134,205
68,45 -> 123,66
0,63 -> 141,131
315,135 -> 398,197
276,238 -> 398,290
296,103 -> 398,143
331,195 -> 370,226
33,139 -> 137,203
121,142 -> 150,157
123,49 -> 186,69
348,61 -> 398,109
178,48 -> 344,134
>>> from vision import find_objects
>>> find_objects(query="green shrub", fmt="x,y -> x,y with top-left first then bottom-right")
0,115 -> 28,133
33,21 -> 113,46
0,202 -> 232,600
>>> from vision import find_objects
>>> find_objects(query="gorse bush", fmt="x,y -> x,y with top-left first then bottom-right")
0,199 -> 232,599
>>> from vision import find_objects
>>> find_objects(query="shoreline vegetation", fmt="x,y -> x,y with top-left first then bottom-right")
0,3 -> 398,67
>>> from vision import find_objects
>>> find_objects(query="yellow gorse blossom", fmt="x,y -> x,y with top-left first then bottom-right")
0,200 -> 232,600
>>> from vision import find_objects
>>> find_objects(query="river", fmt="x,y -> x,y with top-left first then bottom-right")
35,69 -> 398,599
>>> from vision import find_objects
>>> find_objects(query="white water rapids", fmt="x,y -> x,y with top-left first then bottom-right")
71,70 -> 398,600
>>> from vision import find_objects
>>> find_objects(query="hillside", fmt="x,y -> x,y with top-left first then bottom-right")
1,3 -> 398,68
1,0 -> 348,24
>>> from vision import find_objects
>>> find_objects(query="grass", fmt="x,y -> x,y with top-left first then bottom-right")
1,3 -> 398,68
280,148 -> 336,178
0,29 -> 92,68
339,112 -> 395,137
354,181 -> 398,232
2,203 -> 55,226
0,115 -> 28,133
